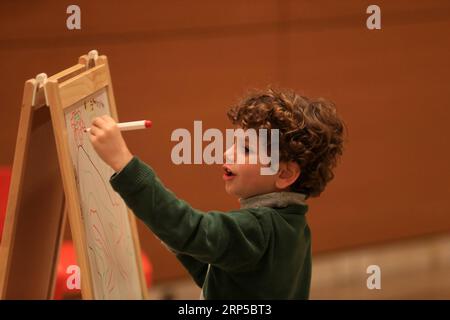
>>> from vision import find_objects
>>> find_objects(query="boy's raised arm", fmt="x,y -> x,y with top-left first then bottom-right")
110,156 -> 271,273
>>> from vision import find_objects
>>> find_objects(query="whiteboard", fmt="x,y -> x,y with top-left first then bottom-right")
64,88 -> 141,299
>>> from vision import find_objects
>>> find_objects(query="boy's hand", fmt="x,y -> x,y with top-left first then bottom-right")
88,115 -> 133,172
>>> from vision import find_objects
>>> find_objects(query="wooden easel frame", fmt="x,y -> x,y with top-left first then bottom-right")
0,51 -> 148,300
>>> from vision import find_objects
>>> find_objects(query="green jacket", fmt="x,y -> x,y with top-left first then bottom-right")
110,156 -> 312,299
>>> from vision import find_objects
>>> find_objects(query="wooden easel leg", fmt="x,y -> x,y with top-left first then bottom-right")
47,199 -> 68,299
0,86 -> 66,299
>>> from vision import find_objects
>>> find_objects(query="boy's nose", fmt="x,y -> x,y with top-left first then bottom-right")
224,145 -> 234,163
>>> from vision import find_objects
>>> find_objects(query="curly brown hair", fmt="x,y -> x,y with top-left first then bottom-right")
227,87 -> 345,198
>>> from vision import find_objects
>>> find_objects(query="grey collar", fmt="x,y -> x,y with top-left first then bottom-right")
239,192 -> 307,209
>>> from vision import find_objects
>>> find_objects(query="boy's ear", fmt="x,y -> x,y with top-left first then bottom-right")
275,161 -> 301,190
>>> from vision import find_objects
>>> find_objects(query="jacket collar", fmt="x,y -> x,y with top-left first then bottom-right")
239,191 -> 306,209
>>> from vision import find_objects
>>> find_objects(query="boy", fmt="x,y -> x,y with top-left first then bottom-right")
88,88 -> 345,299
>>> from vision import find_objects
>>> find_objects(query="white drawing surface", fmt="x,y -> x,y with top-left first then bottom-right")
64,88 -> 141,299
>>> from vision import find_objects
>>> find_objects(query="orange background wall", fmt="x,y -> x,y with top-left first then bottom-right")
1,1 -> 450,283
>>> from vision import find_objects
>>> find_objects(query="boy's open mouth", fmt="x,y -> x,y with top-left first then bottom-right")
223,165 -> 236,177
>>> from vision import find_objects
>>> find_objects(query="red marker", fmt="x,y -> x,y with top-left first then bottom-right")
84,120 -> 152,133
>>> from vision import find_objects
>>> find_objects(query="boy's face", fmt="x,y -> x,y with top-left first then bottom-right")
222,133 -> 280,199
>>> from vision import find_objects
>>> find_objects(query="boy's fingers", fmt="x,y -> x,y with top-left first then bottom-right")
97,115 -> 118,131
89,126 -> 99,136
101,114 -> 115,124
92,116 -> 106,128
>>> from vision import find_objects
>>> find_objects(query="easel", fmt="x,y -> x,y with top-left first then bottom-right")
0,51 -> 148,299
